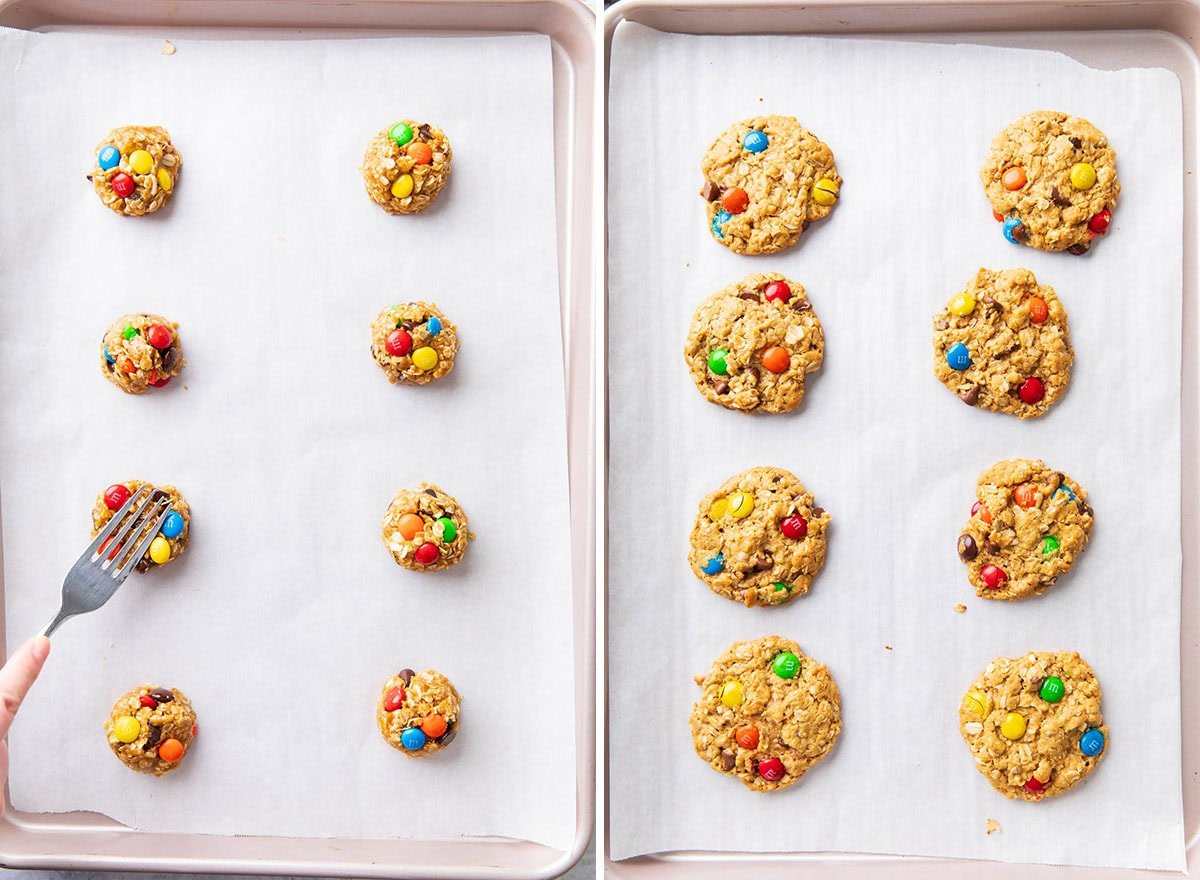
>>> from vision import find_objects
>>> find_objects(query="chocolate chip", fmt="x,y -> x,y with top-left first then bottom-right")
792,299 -> 811,312
1067,243 -> 1089,255
424,489 -> 437,497
957,534 -> 978,562
750,557 -> 772,572
1070,137 -> 1082,149
1011,223 -> 1028,242
699,180 -> 721,202
150,688 -> 174,703
161,347 -> 179,372
86,174 -> 94,182
1050,186 -> 1071,207
985,540 -> 1001,555
811,507 -> 825,517
981,294 -> 995,305
439,728 -> 456,746
397,668 -> 415,685
737,291 -> 759,302
1081,502 -> 1094,518
959,384 -> 980,406
720,750 -> 735,770
400,321 -> 415,331
707,376 -> 729,394
143,724 -> 161,749
417,124 -> 432,140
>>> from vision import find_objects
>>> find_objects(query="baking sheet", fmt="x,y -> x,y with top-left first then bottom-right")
0,26 -> 576,850
607,23 -> 1184,870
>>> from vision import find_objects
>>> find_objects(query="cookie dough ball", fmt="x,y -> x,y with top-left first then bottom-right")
933,268 -> 1073,418
377,668 -> 461,757
89,126 -> 182,217
382,483 -> 472,571
699,115 -> 840,255
361,120 -> 452,215
960,651 -> 1107,800
101,313 -> 185,394
684,274 -> 823,415
689,467 -> 830,607
105,684 -> 197,776
91,480 -> 190,572
690,636 -> 840,792
370,302 -> 458,385
958,459 -> 1093,600
981,111 -> 1118,254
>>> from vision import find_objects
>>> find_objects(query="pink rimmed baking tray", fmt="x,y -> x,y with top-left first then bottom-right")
602,0 -> 1200,877
0,1 -> 594,878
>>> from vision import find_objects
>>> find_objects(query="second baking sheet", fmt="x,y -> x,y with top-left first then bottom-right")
608,24 -> 1184,869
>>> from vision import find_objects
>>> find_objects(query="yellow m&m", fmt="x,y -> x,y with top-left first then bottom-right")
727,492 -> 754,519
948,293 -> 976,316
113,715 -> 140,743
129,149 -> 154,175
812,178 -> 839,207
412,346 -> 438,371
963,690 -> 990,717
708,498 -> 729,521
1070,163 -> 1097,190
149,536 -> 171,565
720,680 -> 744,708
156,169 -> 173,192
391,173 -> 415,199
1000,712 -> 1027,740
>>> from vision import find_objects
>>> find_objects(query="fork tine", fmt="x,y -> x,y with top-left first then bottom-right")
98,490 -> 166,565
82,484 -> 152,558
111,502 -> 171,578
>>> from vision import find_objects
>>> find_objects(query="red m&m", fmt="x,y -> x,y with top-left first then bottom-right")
414,542 -> 440,565
780,515 -> 807,540
386,329 -> 413,357
763,281 -> 791,303
757,757 -> 785,781
104,484 -> 132,511
111,173 -> 135,199
980,565 -> 1008,589
1018,377 -> 1045,404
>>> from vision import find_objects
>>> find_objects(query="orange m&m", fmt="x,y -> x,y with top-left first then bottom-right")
158,738 -> 184,763
421,714 -> 448,738
761,347 -> 789,374
398,513 -> 424,541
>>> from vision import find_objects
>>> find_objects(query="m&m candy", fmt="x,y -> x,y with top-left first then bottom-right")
946,343 -> 971,371
104,484 -> 132,511
720,680 -> 744,708
707,349 -> 729,376
742,130 -> 768,153
757,757 -> 785,781
1000,712 -> 1027,740
1080,728 -> 1105,756
980,564 -> 1007,589
1039,676 -> 1065,703
701,553 -> 725,575
113,715 -> 140,743
780,515 -> 807,540
97,145 -> 120,170
771,651 -> 800,679
401,727 -> 427,750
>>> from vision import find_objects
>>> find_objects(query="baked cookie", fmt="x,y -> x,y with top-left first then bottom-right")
689,636 -> 841,792
960,651 -> 1107,800
699,115 -> 840,255
89,126 -> 181,217
684,273 -> 824,415
91,480 -> 190,572
958,459 -> 1093,600
377,668 -> 461,757
101,313 -> 185,394
105,684 -> 197,776
689,467 -> 830,607
981,111 -> 1118,254
361,120 -> 452,215
382,483 -> 472,571
932,268 -> 1073,418
370,302 -> 458,384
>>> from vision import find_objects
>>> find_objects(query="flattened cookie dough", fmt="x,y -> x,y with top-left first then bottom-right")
105,683 -> 197,776
91,480 -> 191,572
958,459 -> 1093,600
684,273 -> 824,415
89,125 -> 181,216
960,651 -> 1107,800
932,268 -> 1073,418
377,667 -> 461,757
370,302 -> 458,384
690,636 -> 841,792
361,120 -> 452,215
382,483 -> 472,571
699,115 -> 840,255
101,313 -> 185,394
689,467 -> 830,607
982,111 -> 1118,253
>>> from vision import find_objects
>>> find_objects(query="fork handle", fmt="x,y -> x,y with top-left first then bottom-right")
43,609 -> 72,638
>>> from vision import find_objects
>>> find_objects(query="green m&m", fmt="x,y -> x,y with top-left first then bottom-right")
389,122 -> 414,148
1040,535 -> 1061,556
771,651 -> 801,679
708,349 -> 729,376
435,516 -> 457,543
1039,676 -> 1065,703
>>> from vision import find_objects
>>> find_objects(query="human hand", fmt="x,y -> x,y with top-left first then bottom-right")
0,636 -> 50,815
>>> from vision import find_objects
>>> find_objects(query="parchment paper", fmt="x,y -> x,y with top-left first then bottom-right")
608,24 -> 1184,870
0,27 -> 576,850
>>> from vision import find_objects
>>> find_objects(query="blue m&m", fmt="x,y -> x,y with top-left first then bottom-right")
427,316 -> 442,336
742,130 -> 768,153
1003,217 -> 1026,244
702,553 -> 724,575
1080,728 -> 1105,757
401,727 -> 427,750
711,209 -> 731,240
161,510 -> 185,539
1055,484 -> 1076,501
946,343 -> 972,371
103,347 -> 115,365
97,145 -> 120,171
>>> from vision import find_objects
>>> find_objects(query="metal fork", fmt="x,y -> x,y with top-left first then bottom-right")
42,485 -> 171,637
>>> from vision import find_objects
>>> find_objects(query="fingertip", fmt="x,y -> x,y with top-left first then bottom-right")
29,636 -> 50,665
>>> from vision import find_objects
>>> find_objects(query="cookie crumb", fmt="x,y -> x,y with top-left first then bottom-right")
694,674 -> 705,686
986,818 -> 1000,835
160,39 -> 175,55
954,603 -> 968,613
884,645 -> 893,651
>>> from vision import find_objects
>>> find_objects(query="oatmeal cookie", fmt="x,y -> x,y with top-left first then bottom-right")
960,651 -> 1107,800
105,683 -> 197,776
361,120 -> 452,215
100,313 -> 185,394
684,273 -> 824,415
699,115 -> 840,255
370,302 -> 458,384
377,668 -> 461,756
91,480 -> 190,572
89,125 -> 181,217
958,459 -> 1093,600
690,636 -> 840,792
981,111 -> 1118,253
689,467 -> 830,607
932,268 -> 1073,418
382,483 -> 472,571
